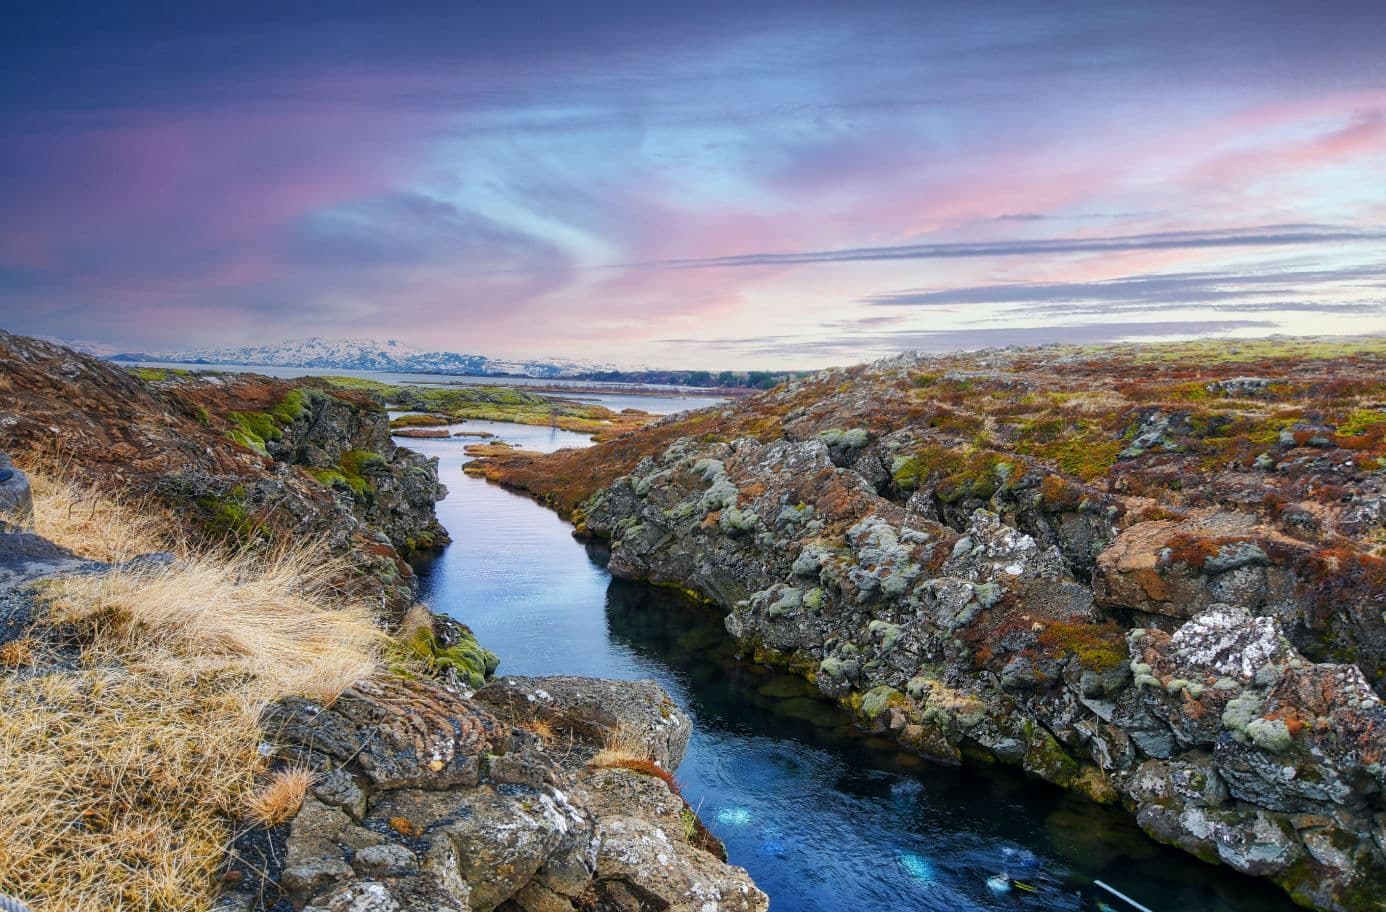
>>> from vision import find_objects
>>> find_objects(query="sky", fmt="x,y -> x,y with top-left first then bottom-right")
1,1 -> 1384,369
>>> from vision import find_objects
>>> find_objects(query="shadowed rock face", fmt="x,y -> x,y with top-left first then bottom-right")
470,345 -> 1386,911
0,332 -> 448,613
253,674 -> 766,912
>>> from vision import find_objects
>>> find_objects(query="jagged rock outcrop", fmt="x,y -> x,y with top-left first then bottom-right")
0,331 -> 448,612
0,465 -> 763,912
242,674 -> 766,912
471,343 -> 1386,911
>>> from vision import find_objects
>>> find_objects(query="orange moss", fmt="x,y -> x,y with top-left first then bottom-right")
1161,533 -> 1223,570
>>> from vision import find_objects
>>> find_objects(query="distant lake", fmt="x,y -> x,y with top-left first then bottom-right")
119,360 -> 728,415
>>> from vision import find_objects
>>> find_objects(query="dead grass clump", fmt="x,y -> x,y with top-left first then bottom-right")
0,660 -> 263,911
44,542 -> 383,704
0,472 -> 389,909
0,636 -> 33,667
521,716 -> 559,744
246,766 -> 316,826
587,725 -> 656,767
24,467 -> 175,563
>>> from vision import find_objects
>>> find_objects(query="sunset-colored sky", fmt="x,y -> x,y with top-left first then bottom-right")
2,1 -> 1384,368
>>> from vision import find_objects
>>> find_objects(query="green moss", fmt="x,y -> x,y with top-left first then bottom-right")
225,411 -> 279,455
1036,620 -> 1128,673
859,685 -> 910,721
1337,408 -> 1386,437
304,449 -> 380,497
222,389 -> 318,456
1022,720 -> 1080,786
1013,416 -> 1122,481
194,487 -> 263,541
891,444 -> 961,491
267,388 -> 312,426
395,621 -> 500,690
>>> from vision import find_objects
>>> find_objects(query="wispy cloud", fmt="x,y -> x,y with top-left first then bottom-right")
863,262 -> 1386,311
639,225 -> 1386,270
3,3 -> 1386,365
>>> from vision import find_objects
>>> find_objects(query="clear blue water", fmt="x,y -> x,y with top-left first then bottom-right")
404,415 -> 1296,912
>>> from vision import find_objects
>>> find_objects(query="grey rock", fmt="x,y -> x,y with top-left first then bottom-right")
353,843 -> 418,877
0,454 -> 33,533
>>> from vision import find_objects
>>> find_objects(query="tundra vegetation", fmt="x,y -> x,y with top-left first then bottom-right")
321,375 -> 655,439
1,467 -> 384,910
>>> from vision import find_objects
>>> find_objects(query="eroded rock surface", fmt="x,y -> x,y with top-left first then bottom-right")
240,674 -> 766,912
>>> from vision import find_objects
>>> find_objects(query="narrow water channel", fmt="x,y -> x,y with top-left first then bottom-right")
402,413 -> 1295,912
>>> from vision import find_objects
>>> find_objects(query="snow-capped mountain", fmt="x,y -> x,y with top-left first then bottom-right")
109,337 -> 601,378
43,337 -> 121,358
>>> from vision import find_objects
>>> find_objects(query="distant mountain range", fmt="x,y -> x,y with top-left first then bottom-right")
106,337 -> 605,378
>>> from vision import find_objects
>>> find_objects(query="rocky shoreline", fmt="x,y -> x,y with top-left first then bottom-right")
471,345 -> 1386,912
236,671 -> 765,912
0,328 -> 767,911
0,457 -> 766,912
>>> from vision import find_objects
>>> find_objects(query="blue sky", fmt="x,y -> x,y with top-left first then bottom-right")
1,1 -> 1384,366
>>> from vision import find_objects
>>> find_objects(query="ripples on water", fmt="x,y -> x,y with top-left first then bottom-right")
404,414 -> 1296,912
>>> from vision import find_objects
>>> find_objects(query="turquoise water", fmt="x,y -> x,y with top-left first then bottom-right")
404,417 -> 1295,912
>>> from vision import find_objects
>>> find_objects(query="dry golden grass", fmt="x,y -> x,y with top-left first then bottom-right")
396,602 -> 435,642
45,543 -> 384,704
24,466 -> 174,562
588,726 -> 657,767
1055,389 -> 1132,417
0,653 -> 263,911
0,464 -> 387,911
246,766 -> 316,827
520,716 -> 559,744
0,635 -> 33,667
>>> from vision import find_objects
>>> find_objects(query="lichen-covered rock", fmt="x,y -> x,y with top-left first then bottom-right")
476,675 -> 691,770
468,343 -> 1386,910
0,453 -> 33,533
263,675 -> 508,790
253,671 -> 757,912
367,782 -> 593,912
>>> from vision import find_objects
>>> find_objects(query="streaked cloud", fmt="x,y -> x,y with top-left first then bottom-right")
642,225 -> 1386,270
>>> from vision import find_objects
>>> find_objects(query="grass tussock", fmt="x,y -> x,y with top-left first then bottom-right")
0,467 -> 388,911
246,767 -> 316,827
0,635 -> 34,667
44,543 -> 384,704
588,726 -> 659,769
25,468 -> 175,563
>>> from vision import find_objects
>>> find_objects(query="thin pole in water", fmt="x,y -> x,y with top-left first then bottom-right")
1093,880 -> 1156,912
